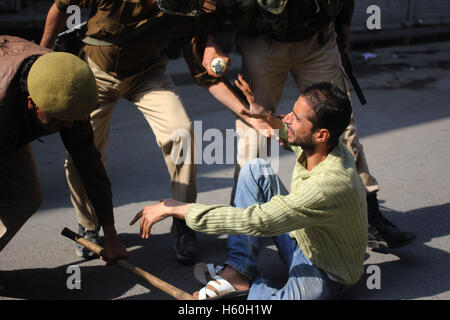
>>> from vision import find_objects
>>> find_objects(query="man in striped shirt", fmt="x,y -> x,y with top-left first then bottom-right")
131,79 -> 367,300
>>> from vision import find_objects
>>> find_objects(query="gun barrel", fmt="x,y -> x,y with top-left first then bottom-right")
338,43 -> 367,106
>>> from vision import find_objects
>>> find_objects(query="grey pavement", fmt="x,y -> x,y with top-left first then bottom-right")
0,40 -> 449,300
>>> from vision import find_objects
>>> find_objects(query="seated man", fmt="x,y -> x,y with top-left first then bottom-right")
130,78 -> 368,300
0,37 -> 128,290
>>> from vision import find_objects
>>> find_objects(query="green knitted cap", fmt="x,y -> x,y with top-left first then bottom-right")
27,52 -> 98,121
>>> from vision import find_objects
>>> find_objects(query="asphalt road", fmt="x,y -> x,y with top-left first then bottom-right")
1,40 -> 449,301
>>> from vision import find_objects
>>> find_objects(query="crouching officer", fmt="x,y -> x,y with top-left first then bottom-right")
40,0 -> 221,264
0,36 -> 128,289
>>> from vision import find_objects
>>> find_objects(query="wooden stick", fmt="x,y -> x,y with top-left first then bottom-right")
61,227 -> 194,300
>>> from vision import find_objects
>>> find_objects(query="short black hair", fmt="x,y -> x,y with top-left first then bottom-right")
12,54 -> 42,134
17,54 -> 42,101
301,82 -> 352,148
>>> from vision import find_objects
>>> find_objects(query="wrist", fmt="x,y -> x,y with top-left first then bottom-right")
163,199 -> 191,220
102,225 -> 118,238
239,112 -> 254,127
206,34 -> 219,48
174,203 -> 191,220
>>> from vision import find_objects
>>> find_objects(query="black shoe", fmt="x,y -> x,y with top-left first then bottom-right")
367,193 -> 416,249
76,224 -> 100,258
171,218 -> 199,265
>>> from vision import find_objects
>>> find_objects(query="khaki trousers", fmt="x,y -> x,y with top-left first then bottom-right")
232,24 -> 379,202
66,56 -> 197,230
0,145 -> 43,251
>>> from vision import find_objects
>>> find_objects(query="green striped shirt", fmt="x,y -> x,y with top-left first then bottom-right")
186,130 -> 368,285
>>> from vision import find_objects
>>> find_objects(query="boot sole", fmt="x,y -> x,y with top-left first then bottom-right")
368,234 -> 416,250
386,235 -> 417,249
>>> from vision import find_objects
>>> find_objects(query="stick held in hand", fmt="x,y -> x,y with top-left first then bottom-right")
61,227 -> 194,300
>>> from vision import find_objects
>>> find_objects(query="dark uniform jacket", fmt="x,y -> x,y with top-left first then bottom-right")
0,35 -> 114,226
55,0 -> 219,86
222,0 -> 354,42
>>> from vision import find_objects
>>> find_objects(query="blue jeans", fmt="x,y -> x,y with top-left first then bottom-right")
225,158 -> 345,300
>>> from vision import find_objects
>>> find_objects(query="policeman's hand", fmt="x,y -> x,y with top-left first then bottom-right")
202,34 -> 231,78
246,119 -> 277,138
102,225 -> 128,265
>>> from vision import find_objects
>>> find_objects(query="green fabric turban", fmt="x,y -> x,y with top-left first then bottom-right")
27,52 -> 98,121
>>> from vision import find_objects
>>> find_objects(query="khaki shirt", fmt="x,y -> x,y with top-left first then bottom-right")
55,0 -> 218,85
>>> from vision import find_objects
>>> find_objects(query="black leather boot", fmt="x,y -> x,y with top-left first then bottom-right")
367,193 -> 416,248
76,224 -> 100,258
171,218 -> 199,265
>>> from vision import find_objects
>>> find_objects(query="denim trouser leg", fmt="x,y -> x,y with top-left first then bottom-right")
225,158 -> 344,300
247,240 -> 344,300
225,158 -> 288,281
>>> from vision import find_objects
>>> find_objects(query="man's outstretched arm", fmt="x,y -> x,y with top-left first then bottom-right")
40,3 -> 70,48
60,121 -> 128,263
130,200 -> 191,239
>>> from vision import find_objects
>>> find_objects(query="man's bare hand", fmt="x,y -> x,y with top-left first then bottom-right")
40,3 -> 69,49
235,74 -> 284,134
202,35 -> 231,78
130,199 -> 189,239
102,225 -> 128,265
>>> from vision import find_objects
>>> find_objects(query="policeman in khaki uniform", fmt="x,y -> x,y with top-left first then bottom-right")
202,0 -> 416,249
0,38 -> 128,290
40,0 -> 273,264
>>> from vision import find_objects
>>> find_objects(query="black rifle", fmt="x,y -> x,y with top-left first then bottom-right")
338,41 -> 367,106
53,21 -> 87,55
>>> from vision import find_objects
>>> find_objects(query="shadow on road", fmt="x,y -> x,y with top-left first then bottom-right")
343,202 -> 450,300
2,203 -> 448,300
0,232 -> 228,300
